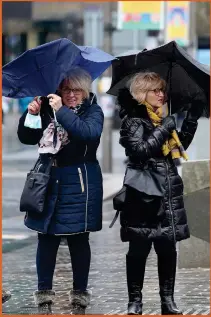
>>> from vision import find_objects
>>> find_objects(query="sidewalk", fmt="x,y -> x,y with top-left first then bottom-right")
2,202 -> 210,315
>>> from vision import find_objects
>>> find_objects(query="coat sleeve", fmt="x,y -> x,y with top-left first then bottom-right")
119,116 -> 170,162
17,110 -> 44,145
55,104 -> 104,141
177,117 -> 198,150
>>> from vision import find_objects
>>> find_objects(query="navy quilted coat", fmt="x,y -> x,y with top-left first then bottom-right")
17,94 -> 104,235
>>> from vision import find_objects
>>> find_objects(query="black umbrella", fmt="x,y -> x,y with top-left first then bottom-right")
107,41 -> 210,117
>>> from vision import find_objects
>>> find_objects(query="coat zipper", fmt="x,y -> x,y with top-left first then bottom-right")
83,145 -> 88,231
165,161 -> 176,243
78,168 -> 85,193
84,163 -> 88,231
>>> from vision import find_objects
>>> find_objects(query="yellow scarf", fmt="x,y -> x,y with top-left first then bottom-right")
143,101 -> 188,161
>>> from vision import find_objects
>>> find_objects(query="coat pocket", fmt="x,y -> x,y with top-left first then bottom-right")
78,168 -> 85,193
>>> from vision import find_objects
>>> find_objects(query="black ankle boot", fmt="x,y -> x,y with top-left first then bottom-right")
126,254 -> 147,315
128,297 -> 142,315
161,296 -> 182,315
158,251 -> 183,315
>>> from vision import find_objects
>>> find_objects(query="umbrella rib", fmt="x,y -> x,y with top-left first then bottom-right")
3,62 -> 56,80
166,61 -> 172,115
177,62 -> 208,96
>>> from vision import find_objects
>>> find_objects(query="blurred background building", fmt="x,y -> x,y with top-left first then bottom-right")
2,1 -> 210,172
2,1 -> 210,107
2,1 -> 210,62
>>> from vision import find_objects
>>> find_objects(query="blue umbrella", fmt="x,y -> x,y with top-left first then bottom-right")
2,38 -> 115,98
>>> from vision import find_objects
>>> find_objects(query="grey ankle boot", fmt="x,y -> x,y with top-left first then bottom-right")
69,289 -> 91,314
2,289 -> 12,303
69,289 -> 92,307
33,290 -> 55,315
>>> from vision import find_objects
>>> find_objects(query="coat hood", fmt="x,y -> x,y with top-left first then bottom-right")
116,88 -> 149,120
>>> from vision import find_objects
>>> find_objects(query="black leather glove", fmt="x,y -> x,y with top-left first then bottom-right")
161,116 -> 176,133
186,101 -> 204,122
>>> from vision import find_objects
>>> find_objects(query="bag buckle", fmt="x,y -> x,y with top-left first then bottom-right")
52,159 -> 57,167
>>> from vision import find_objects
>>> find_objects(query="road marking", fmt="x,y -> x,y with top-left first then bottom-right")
2,234 -> 30,240
183,308 -> 193,314
192,308 -> 203,315
202,309 -> 210,315
3,172 -> 27,178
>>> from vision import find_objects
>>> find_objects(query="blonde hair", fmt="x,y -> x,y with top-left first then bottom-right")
128,72 -> 166,103
59,67 -> 92,99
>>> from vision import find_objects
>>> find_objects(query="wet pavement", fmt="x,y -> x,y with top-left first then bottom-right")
2,194 -> 210,315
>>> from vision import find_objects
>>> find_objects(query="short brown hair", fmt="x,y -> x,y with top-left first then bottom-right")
128,72 -> 166,103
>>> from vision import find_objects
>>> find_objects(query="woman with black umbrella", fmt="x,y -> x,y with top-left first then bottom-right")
116,72 -> 203,315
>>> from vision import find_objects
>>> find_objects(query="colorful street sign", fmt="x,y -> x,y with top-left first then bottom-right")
117,1 -> 164,30
165,1 -> 190,47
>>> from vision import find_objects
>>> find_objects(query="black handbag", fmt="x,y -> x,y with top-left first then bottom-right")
124,160 -> 166,197
109,160 -> 166,228
20,155 -> 54,214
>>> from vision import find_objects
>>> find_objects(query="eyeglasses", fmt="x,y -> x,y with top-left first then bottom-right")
61,87 -> 83,95
150,88 -> 165,96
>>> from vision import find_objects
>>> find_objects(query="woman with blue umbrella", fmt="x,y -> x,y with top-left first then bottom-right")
3,38 -> 115,314
17,67 -> 104,314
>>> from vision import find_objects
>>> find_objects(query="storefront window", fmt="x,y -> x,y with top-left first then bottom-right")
197,49 -> 210,66
3,33 -> 26,65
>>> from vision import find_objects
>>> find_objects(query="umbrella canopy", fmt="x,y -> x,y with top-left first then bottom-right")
3,38 -> 115,98
107,41 -> 210,117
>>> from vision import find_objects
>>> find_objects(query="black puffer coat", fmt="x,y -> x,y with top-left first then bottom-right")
118,89 -> 198,243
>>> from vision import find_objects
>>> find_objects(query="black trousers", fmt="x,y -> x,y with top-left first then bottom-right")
36,232 -> 91,291
128,239 -> 176,258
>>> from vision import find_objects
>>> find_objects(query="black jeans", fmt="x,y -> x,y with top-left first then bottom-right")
36,232 -> 91,291
128,239 -> 176,258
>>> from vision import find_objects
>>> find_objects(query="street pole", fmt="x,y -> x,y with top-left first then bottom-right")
133,29 -> 139,50
101,108 -> 113,173
101,2 -> 113,174
188,2 -> 197,59
91,13 -> 98,96
84,10 -> 99,95
84,8 -> 113,173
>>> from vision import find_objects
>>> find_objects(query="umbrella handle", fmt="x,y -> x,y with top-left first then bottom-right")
53,109 -> 58,123
134,51 -> 141,65
169,98 -> 172,115
168,62 -> 173,115
53,112 -> 59,148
